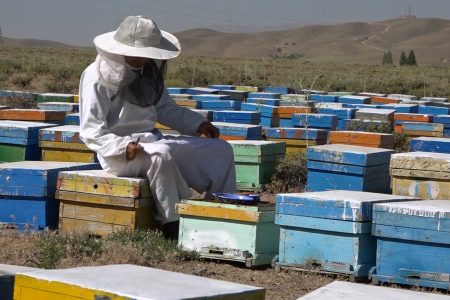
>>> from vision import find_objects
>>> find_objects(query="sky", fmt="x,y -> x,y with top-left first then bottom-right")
1,0 -> 450,47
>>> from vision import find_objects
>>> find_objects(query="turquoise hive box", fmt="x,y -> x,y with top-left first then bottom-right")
275,190 -> 416,280
371,200 -> 450,290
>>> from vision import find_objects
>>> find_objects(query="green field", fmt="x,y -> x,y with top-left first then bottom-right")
0,46 -> 449,97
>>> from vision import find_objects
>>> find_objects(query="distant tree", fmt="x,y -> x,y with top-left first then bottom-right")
408,50 -> 417,66
382,51 -> 393,65
399,51 -> 408,66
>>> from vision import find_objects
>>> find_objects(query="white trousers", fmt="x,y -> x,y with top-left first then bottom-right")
99,135 -> 236,224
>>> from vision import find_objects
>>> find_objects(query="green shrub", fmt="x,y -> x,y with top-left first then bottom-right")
265,152 -> 308,193
10,73 -> 33,88
34,231 -> 66,269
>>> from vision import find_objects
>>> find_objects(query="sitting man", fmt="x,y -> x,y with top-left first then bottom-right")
79,15 -> 236,239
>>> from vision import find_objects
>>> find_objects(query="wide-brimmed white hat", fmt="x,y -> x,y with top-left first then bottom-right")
94,16 -> 181,60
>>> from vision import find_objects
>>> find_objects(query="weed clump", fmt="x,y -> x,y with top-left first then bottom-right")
265,152 -> 308,193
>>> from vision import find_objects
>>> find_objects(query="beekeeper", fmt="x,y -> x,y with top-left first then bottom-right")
79,15 -> 236,238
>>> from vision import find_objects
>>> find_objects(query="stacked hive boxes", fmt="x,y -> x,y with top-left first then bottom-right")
265,128 -> 327,153
306,144 -> 394,193
329,131 -> 394,149
37,102 -> 79,113
0,121 -> 57,162
393,113 -> 432,133
0,161 -> 98,230
317,107 -> 356,130
371,200 -> 450,290
276,106 -> 312,127
228,140 -> 285,191
241,103 -> 279,127
177,199 -> 279,267
390,152 -> 450,200
409,137 -> 450,153
56,170 -> 155,236
275,191 -> 415,280
39,125 -> 97,163
292,113 -> 338,131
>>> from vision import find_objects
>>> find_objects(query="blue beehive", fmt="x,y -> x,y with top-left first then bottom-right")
218,90 -> 248,101
246,98 -> 281,107
213,110 -> 261,125
371,200 -> 450,290
435,115 -> 450,137
248,92 -> 281,99
309,94 -> 338,103
208,85 -> 235,91
306,144 -> 394,193
0,161 -> 99,230
382,103 -> 419,113
241,103 -> 279,127
212,122 -> 262,140
64,113 -> 80,125
196,100 -> 241,110
292,113 -> 338,130
275,190 -> 415,279
418,105 -> 450,116
167,87 -> 187,94
410,137 -> 450,153
0,120 -> 58,162
192,94 -> 230,101
338,96 -> 371,105
263,86 -> 294,94
187,87 -> 219,95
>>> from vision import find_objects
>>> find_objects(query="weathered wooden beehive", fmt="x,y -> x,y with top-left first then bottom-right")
275,191 -> 416,280
0,161 -> 98,230
177,199 -> 279,267
371,200 -> 450,290
56,169 -> 155,236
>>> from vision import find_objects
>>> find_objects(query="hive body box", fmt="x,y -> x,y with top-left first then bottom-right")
275,191 -> 415,279
299,281 -> 448,300
0,264 -> 39,300
0,161 -> 98,230
402,122 -> 444,138
39,125 -> 97,162
371,200 -> 450,290
0,121 -> 57,162
0,109 -> 66,123
37,102 -> 79,113
212,122 -> 262,140
390,152 -> 450,200
56,169 -> 155,236
177,200 -> 279,267
265,127 -> 327,154
37,93 -> 74,103
329,131 -> 394,149
228,140 -> 285,190
64,113 -> 80,125
409,137 -> 450,153
306,144 -> 394,193
213,110 -> 261,125
13,264 -> 265,300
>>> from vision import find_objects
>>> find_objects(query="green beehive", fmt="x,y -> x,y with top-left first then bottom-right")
228,140 -> 286,191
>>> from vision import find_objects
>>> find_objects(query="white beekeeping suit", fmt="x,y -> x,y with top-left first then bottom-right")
79,16 -> 236,228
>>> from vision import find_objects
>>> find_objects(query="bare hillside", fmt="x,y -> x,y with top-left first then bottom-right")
177,16 -> 450,64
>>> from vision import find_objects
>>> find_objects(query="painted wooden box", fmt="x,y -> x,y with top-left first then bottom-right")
338,95 -> 371,105
212,122 -> 262,140
265,127 -> 327,154
390,152 -> 450,200
0,161 -> 99,230
0,120 -> 58,162
56,169 -> 155,236
219,89 -> 248,101
0,109 -> 66,123
13,264 -> 265,300
177,199 -> 279,267
402,122 -> 444,138
0,264 -> 39,300
37,102 -> 79,113
197,100 -> 241,111
292,113 -> 338,130
298,280 -> 449,300
275,191 -> 416,280
355,108 -> 395,122
329,131 -> 394,149
64,113 -> 80,125
306,144 -> 394,193
213,110 -> 261,125
371,200 -> 450,290
410,137 -> 450,153
39,125 -> 97,162
37,92 -> 74,103
228,140 -> 286,190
